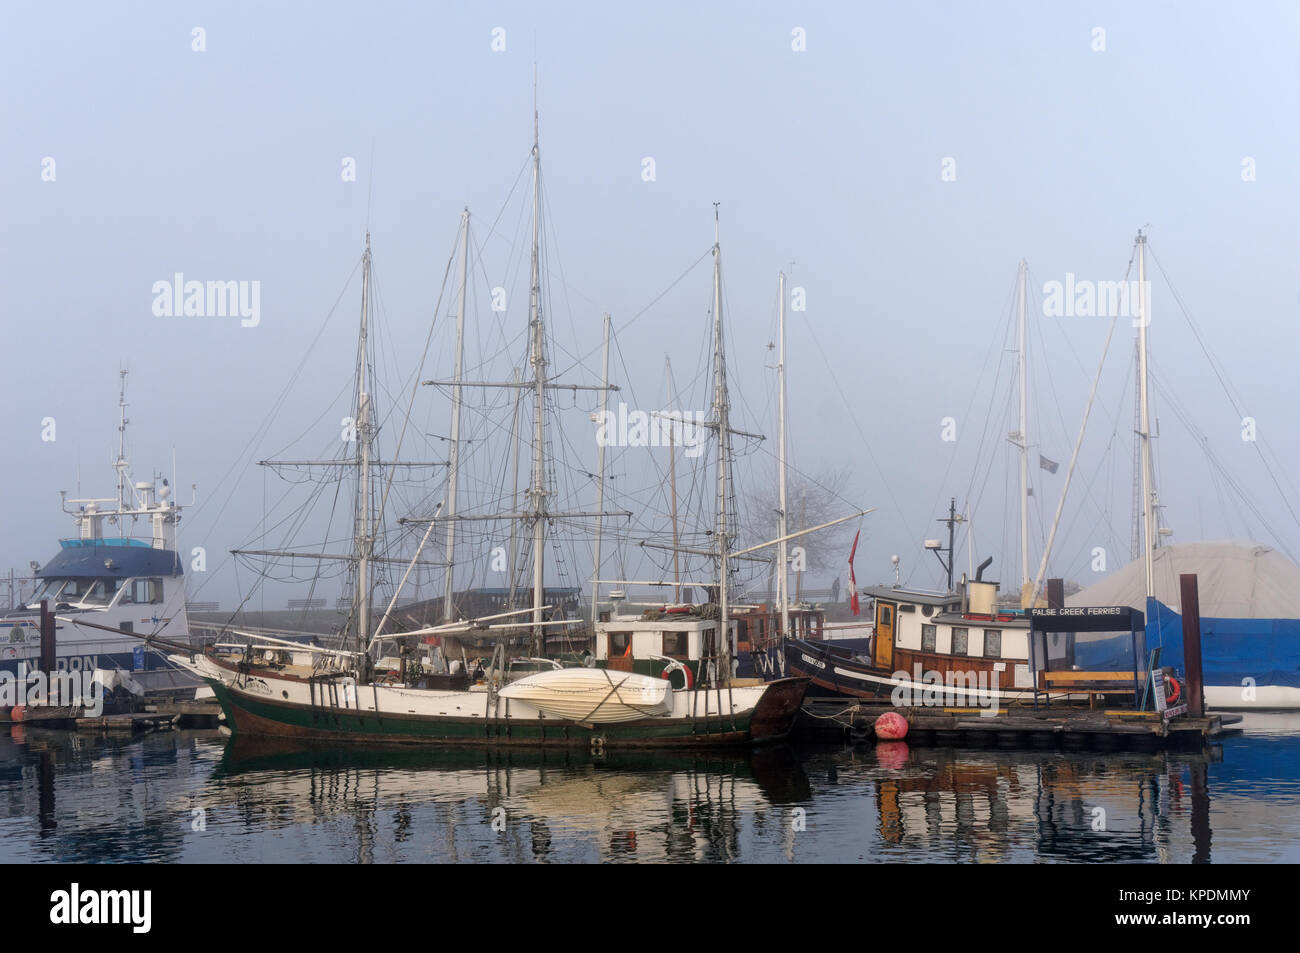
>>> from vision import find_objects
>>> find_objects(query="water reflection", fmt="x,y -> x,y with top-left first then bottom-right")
0,713 -> 1296,863
209,737 -> 811,863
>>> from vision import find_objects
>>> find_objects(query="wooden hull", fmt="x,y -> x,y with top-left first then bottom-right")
203,672 -> 810,750
785,637 -> 1042,705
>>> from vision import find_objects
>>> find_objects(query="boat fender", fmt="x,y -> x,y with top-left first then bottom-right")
874,711 -> 909,741
1165,675 -> 1181,706
660,660 -> 694,691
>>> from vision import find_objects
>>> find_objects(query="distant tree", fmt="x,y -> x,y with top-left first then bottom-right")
743,466 -> 859,600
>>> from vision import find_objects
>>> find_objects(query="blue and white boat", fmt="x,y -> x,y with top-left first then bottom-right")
1,373 -> 191,676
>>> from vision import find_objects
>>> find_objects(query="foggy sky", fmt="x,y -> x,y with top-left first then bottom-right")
4,1 -> 1299,611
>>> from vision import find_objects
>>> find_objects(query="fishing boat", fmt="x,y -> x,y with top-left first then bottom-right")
172,103 -> 813,748
1,372 -> 192,675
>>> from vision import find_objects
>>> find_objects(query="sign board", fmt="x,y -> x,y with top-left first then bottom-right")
1030,605 -> 1144,632
132,645 -> 144,672
1150,669 -> 1167,712
1163,703 -> 1188,720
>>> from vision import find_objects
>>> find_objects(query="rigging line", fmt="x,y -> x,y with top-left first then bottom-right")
962,273 -> 1021,521
372,223 -> 460,538
1028,281 -> 1108,536
480,151 -> 532,253
1147,242 -> 1300,537
797,310 -> 922,560
553,246 -> 715,380
1149,365 -> 1295,560
183,254 -> 365,553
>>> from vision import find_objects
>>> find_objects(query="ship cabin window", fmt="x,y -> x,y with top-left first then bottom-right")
662,632 -> 690,660
983,629 -> 1002,659
879,605 -> 892,627
80,579 -> 118,606
598,610 -> 611,623
31,578 -> 68,603
57,579 -> 89,601
921,624 -> 937,653
122,577 -> 163,605
951,627 -> 969,656
608,632 -> 633,657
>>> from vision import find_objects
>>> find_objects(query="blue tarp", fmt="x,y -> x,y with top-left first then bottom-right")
1141,597 -> 1300,690
1074,598 -> 1300,688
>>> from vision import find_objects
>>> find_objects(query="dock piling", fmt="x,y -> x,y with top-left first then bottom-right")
1179,573 -> 1206,717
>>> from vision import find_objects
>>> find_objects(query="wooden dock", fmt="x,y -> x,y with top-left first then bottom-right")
1,698 -> 221,732
794,698 -> 1242,750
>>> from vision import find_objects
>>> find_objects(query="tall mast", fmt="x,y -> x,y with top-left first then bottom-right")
507,366 -> 523,610
1137,231 -> 1156,598
115,368 -> 130,523
356,232 -> 373,653
712,205 -> 732,678
1017,259 -> 1030,603
528,85 -> 548,654
442,208 -> 471,622
667,357 -> 681,603
591,314 -> 611,629
777,272 -> 790,637
795,487 -> 806,603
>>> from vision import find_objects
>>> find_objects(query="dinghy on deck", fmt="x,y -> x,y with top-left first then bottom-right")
499,667 -> 674,723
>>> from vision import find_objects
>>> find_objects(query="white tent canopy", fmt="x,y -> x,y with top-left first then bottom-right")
1067,540 -> 1300,620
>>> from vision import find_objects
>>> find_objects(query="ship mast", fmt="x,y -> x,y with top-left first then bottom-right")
712,205 -> 732,678
442,209 -> 471,622
777,272 -> 790,637
1016,259 -> 1030,604
527,88 -> 548,655
667,356 -> 681,603
411,93 -> 627,650
1136,230 -> 1157,598
115,368 -> 131,523
355,232 -> 374,654
591,314 -> 611,630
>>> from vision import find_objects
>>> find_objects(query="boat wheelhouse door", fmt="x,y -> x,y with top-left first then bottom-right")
873,601 -> 895,670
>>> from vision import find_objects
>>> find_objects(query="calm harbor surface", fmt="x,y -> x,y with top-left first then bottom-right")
2,714 -> 1297,864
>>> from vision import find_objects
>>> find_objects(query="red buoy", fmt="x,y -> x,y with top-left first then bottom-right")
10,706 -> 26,723
875,710 -> 909,740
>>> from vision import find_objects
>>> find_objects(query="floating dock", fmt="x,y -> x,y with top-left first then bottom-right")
795,698 -> 1242,750
0,699 -> 221,732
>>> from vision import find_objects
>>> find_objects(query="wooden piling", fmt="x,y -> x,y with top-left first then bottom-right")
1179,573 -> 1205,717
39,599 -> 56,675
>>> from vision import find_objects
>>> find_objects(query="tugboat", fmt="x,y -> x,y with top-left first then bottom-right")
0,372 -> 191,675
785,560 -> 1038,706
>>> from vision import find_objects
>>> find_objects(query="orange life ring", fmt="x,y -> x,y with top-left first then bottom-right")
661,662 -> 694,691
1165,675 -> 1181,706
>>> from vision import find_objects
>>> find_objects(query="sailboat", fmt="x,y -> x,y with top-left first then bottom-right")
171,109 -> 812,748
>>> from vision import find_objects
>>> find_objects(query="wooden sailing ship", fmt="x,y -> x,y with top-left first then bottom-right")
173,103 -> 813,748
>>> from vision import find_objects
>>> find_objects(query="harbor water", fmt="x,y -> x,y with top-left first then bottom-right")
2,714 -> 1297,864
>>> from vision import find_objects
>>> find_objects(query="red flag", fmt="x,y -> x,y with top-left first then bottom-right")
848,529 -> 861,616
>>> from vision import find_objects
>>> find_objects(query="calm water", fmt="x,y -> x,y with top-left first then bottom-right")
2,715 -> 1298,863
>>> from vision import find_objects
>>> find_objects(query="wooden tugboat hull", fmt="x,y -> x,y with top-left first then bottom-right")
784,637 -> 1043,705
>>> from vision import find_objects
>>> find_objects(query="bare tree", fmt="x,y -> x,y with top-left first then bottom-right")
743,466 -> 858,600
